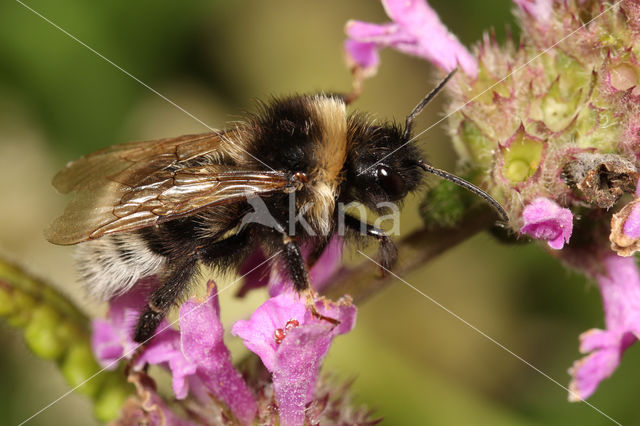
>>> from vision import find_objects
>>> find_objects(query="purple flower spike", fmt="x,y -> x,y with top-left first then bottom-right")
568,254 -> 640,400
345,0 -> 478,77
232,292 -> 357,426
177,282 -> 257,424
92,319 -> 126,365
513,0 -> 554,22
91,276 -> 166,368
520,197 -> 573,250
90,276 -> 187,384
94,279 -> 257,424
136,326 -> 189,398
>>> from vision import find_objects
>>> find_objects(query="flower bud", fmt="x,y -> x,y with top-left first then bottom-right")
24,305 -> 65,360
60,343 -> 104,398
93,374 -> 131,422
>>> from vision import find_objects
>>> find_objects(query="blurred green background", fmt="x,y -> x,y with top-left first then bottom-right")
0,0 -> 636,424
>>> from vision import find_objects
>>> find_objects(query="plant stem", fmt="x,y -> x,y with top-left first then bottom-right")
322,205 -> 499,303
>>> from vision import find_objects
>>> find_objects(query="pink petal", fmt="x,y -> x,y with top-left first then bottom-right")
568,346 -> 621,402
273,324 -> 337,426
179,282 -> 257,424
598,255 -> 640,330
91,277 -> 167,368
623,201 -> 640,238
520,197 -> 573,249
91,319 -> 124,368
232,292 -> 308,371
578,329 -> 620,353
382,0 -> 477,74
345,21 -> 414,45
93,279 -> 257,423
137,329 -> 194,399
274,299 -> 356,426
513,0 -> 554,22
343,39 -> 380,72
568,254 -> 640,400
232,293 -> 356,425
383,0 -> 441,29
344,0 -> 477,77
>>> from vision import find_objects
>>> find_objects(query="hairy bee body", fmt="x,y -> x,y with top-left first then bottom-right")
49,71 -> 505,343
71,95 -> 357,301
76,233 -> 166,300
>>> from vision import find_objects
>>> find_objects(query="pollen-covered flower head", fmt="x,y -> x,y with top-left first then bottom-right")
346,0 -> 640,232
444,1 -> 640,231
345,0 -> 640,404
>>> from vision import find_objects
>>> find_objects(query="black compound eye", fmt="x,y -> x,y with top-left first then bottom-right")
376,164 -> 406,200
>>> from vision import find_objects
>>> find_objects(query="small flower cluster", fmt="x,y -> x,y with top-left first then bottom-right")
345,0 -> 640,401
92,238 -> 374,425
0,259 -> 130,421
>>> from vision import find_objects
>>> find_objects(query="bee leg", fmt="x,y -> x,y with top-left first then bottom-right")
282,235 -> 310,293
133,232 -> 251,346
344,214 -> 397,272
134,256 -> 198,343
282,235 -> 340,325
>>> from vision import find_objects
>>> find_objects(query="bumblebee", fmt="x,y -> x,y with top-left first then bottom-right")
47,71 -> 507,343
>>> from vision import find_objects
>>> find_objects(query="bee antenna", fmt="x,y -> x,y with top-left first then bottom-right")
416,160 -> 509,223
403,68 -> 458,142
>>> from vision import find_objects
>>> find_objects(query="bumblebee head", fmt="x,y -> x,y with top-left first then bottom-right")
342,121 -> 424,210
342,69 -> 508,221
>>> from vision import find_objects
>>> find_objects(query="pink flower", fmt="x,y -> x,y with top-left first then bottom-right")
92,280 -> 257,424
520,197 -> 573,249
513,0 -> 554,22
143,282 -> 257,424
344,0 -> 478,77
232,292 -> 356,426
91,276 -> 165,369
568,254 -> 640,400
235,237 -> 344,298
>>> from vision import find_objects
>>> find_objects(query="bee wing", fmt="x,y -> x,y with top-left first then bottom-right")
46,132 -> 291,245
